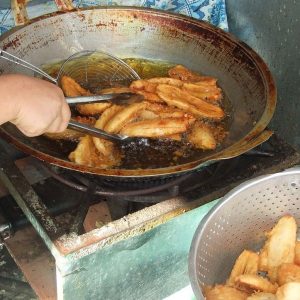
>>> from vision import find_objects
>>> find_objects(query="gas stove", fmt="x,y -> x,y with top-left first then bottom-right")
0,133 -> 299,299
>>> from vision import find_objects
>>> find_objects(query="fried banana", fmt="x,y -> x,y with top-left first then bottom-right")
100,87 -> 132,94
227,250 -> 259,286
276,282 -> 300,300
164,133 -> 182,141
60,75 -> 92,97
104,102 -> 148,133
205,285 -> 249,300
187,121 -> 217,150
168,65 -> 204,82
258,216 -> 297,282
259,249 -> 269,273
246,292 -> 276,300
147,77 -> 183,87
76,103 -> 112,116
195,77 -> 218,86
92,105 -> 123,156
94,105 -> 124,131
130,79 -> 158,93
277,263 -> 300,286
135,90 -> 163,103
182,82 -> 222,102
75,86 -> 131,116
295,241 -> 300,266
235,274 -> 278,294
157,84 -> 224,120
68,136 -> 120,168
120,117 -> 190,137
145,103 -> 195,122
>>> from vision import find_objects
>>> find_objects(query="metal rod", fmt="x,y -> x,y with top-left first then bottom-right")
0,147 -> 61,241
66,92 -> 143,105
43,165 -> 193,200
70,182 -> 97,234
68,120 -> 127,141
0,49 -> 57,83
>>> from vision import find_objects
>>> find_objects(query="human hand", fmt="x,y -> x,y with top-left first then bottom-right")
0,74 -> 71,137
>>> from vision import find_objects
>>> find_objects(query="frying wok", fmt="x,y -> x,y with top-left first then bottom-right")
0,7 -> 276,178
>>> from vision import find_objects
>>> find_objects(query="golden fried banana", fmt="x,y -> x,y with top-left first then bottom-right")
168,65 -> 204,82
182,82 -> 222,102
61,75 -> 91,97
104,102 -> 147,133
259,215 -> 297,282
295,241 -> 300,266
276,282 -> 300,300
205,285 -> 249,300
278,263 -> 300,286
94,105 -> 123,130
145,102 -> 195,122
69,136 -> 120,168
92,138 -> 116,158
100,87 -> 132,94
259,248 -> 269,273
138,110 -> 159,120
183,81 -> 220,92
187,121 -> 217,150
92,105 -> 123,156
136,91 -> 163,103
76,86 -> 130,115
130,79 -> 158,93
76,103 -> 112,116
154,94 -> 202,116
164,133 -> 182,141
157,84 -> 224,120
120,118 -> 189,137
195,77 -> 218,86
246,292 -> 276,300
147,77 -> 183,87
235,274 -> 278,294
227,250 -> 259,286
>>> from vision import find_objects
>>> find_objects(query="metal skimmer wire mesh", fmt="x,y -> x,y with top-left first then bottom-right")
56,50 -> 140,92
189,168 -> 300,299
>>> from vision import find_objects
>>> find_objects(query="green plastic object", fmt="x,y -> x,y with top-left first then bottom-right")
57,201 -> 218,300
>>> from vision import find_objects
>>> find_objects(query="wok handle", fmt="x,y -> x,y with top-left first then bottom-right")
213,130 -> 273,161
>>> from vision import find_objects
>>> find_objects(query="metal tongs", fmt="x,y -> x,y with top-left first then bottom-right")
0,49 -> 143,142
66,93 -> 144,142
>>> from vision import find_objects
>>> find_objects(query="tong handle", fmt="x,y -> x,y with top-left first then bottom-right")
68,120 -> 127,142
66,92 -> 142,105
0,49 -> 57,83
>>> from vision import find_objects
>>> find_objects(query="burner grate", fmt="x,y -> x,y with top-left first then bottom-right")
0,133 -> 299,245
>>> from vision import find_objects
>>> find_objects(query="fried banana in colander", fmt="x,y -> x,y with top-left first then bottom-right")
235,274 -> 278,294
205,285 -> 249,300
259,215 -> 297,283
227,250 -> 259,286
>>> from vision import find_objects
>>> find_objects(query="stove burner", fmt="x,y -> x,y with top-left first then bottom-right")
42,156 -> 242,204
41,143 -> 276,204
43,166 -> 193,203
0,133 -> 299,239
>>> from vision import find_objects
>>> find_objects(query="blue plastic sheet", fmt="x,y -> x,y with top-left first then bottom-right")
0,0 -> 228,35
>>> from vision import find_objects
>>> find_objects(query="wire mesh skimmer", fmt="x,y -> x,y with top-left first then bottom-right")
0,49 -> 140,91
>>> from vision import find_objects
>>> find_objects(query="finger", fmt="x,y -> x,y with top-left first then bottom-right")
45,115 -> 63,133
57,102 -> 71,132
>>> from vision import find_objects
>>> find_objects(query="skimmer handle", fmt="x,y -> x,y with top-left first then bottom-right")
0,49 -> 57,84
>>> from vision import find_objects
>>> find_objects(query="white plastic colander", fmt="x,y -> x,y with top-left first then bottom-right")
189,167 -> 300,299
